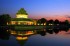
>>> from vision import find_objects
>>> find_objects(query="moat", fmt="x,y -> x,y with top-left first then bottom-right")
0,27 -> 70,46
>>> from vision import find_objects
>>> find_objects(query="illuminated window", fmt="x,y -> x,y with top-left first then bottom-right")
16,14 -> 28,18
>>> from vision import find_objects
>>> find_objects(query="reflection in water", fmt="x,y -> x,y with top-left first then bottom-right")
16,37 -> 28,40
0,26 -> 70,46
0,28 -> 10,40
17,39 -> 27,46
10,30 -> 36,40
10,30 -> 36,46
37,29 -> 46,36
46,27 -> 69,34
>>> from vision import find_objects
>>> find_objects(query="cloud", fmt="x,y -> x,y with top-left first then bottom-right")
65,15 -> 70,18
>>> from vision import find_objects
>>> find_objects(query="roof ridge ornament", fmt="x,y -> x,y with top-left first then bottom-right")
16,8 -> 28,15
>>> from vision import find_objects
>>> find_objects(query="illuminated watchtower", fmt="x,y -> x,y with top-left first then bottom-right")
16,8 -> 28,18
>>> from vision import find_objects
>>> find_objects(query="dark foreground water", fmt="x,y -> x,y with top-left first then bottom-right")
0,27 -> 70,46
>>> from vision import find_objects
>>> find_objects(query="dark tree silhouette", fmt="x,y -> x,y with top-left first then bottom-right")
48,19 -> 54,23
0,28 -> 10,40
40,31 -> 46,36
0,14 -> 11,26
40,18 -> 47,25
47,19 -> 54,26
36,30 -> 46,36
37,18 -> 47,25
64,20 -> 69,25
37,19 -> 41,25
53,28 -> 59,34
59,20 -> 69,26
54,19 -> 60,25
47,29 -> 53,34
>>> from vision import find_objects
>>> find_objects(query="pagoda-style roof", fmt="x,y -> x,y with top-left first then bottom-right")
16,8 -> 28,15
11,18 -> 33,21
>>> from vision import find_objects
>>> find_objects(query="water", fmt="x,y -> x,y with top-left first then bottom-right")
0,27 -> 70,46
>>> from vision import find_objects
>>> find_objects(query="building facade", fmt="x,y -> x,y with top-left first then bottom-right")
10,14 -> 35,25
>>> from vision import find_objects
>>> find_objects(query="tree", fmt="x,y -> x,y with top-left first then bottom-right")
48,19 -> 54,24
40,18 -> 47,25
47,19 -> 54,26
16,8 -> 28,15
54,19 -> 60,25
0,14 -> 11,26
64,20 -> 69,25
48,19 -> 54,23
37,19 -> 41,25
37,18 -> 47,25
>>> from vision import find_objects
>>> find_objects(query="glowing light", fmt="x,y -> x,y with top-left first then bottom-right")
44,23 -> 46,25
11,31 -> 16,35
49,24 -> 53,25
23,31 -> 34,35
11,21 -> 16,24
18,34 -> 23,35
7,22 -> 9,25
57,24 -> 59,25
16,14 -> 28,18
18,22 -> 20,25
41,24 -> 43,25
49,29 -> 53,30
16,36 -> 28,40
7,30 -> 8,32
17,31 -> 34,36
33,20 -> 37,25
38,24 -> 40,25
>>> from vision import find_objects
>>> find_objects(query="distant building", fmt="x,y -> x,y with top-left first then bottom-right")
10,8 -> 37,25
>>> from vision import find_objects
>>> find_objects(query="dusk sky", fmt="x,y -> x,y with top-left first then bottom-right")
0,0 -> 70,21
